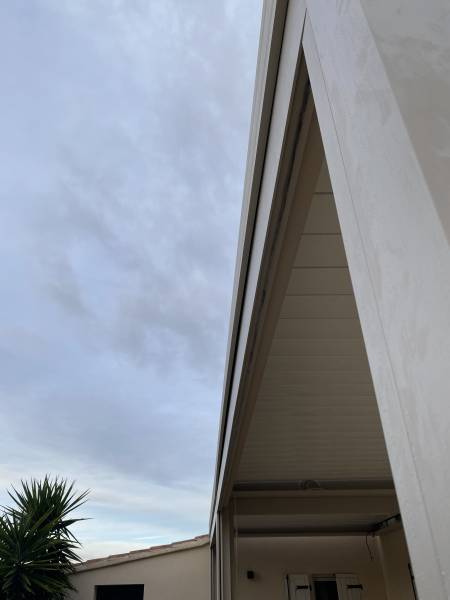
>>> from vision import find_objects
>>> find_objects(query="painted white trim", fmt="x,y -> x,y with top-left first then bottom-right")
210,0 -> 307,526
210,0 -> 287,527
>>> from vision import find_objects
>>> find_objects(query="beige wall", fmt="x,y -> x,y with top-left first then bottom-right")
377,528 -> 416,600
69,544 -> 209,600
235,536 -> 387,600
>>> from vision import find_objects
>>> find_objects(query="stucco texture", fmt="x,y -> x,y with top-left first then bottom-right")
69,544 -> 209,600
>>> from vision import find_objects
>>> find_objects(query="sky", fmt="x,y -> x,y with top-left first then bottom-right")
0,0 -> 261,559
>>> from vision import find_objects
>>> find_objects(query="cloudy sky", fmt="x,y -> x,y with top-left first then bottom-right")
0,0 -> 261,559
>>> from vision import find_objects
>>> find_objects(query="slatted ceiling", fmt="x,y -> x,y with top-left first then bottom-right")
245,423 -> 384,437
304,194 -> 340,233
274,318 -> 362,340
235,513 -> 391,532
315,160 -> 333,194
241,450 -> 388,462
258,425 -> 386,443
259,382 -> 376,396
294,234 -> 347,267
281,295 -> 358,318
265,355 -> 370,372
256,395 -> 378,407
240,450 -> 389,470
237,164 -> 392,485
244,433 -> 386,446
255,408 -> 380,421
238,464 -> 390,482
251,418 -> 383,431
262,371 -> 373,386
257,419 -> 375,436
287,268 -> 353,295
245,447 -> 386,457
250,423 -> 384,436
269,338 -> 367,357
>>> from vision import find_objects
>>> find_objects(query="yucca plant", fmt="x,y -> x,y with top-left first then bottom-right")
0,477 -> 88,600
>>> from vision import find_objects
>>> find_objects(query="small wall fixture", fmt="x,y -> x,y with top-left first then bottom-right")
247,571 -> 255,580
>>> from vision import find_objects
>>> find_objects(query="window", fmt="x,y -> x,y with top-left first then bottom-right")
313,578 -> 339,600
286,574 -> 362,600
96,584 -> 144,600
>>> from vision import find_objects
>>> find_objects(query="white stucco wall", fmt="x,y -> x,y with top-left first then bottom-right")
69,544 -> 209,600
234,536 -> 387,600
304,2 -> 450,597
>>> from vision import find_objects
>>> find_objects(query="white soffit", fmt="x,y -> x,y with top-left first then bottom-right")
237,162 -> 391,484
235,513 -> 391,534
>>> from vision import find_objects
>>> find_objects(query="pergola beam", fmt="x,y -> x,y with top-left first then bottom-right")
234,495 -> 398,517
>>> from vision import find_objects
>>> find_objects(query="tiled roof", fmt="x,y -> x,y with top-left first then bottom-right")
75,535 -> 209,572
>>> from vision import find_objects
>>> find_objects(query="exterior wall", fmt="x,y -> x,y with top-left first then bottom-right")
377,528 -> 416,600
303,2 -> 450,597
235,536 -> 387,600
69,545 -> 209,600
360,0 -> 450,240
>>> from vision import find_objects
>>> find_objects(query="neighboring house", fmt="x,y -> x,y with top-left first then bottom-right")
69,536 -> 209,600
210,1 -> 450,600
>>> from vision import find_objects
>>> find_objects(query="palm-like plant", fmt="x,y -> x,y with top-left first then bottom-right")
0,477 -> 88,600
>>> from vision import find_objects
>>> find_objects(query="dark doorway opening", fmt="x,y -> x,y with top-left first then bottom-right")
314,580 -> 339,600
96,584 -> 144,600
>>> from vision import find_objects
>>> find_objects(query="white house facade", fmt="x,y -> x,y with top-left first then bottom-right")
210,2 -> 450,600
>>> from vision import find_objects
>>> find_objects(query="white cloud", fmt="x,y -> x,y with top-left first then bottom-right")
0,0 -> 261,557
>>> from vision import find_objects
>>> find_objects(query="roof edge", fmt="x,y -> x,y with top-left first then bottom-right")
209,0 -> 288,532
74,535 -> 209,573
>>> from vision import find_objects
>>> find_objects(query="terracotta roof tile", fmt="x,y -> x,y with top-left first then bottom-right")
75,535 -> 209,572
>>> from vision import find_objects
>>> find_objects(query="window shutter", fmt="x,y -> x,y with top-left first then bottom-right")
286,574 -> 312,600
336,574 -> 363,600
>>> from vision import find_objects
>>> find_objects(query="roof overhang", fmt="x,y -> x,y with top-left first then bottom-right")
210,0 -> 310,531
233,491 -> 398,537
210,0 -> 392,535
